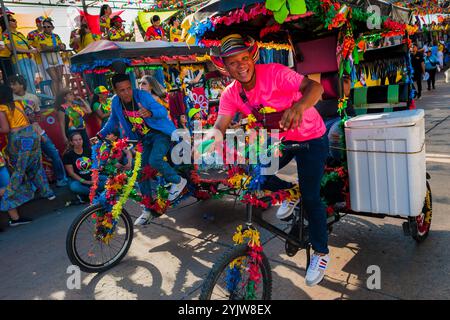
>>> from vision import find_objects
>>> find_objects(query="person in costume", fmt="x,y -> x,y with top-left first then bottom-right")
107,16 -> 132,41
100,4 -> 112,37
0,85 -> 55,226
168,16 -> 182,42
2,15 -> 38,93
37,18 -> 66,95
208,34 -> 329,287
145,15 -> 167,41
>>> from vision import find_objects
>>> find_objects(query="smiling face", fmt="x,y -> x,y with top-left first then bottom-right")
223,51 -> 256,87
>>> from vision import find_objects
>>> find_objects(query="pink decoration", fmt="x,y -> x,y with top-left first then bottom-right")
211,4 -> 269,27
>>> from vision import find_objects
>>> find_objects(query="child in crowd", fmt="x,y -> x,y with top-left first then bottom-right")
92,85 -> 112,128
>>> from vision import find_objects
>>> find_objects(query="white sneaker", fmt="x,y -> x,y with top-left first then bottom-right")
305,253 -> 330,287
276,198 -> 300,219
167,177 -> 187,201
134,210 -> 151,226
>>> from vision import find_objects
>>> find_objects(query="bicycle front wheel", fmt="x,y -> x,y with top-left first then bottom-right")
199,244 -> 272,300
66,204 -> 134,273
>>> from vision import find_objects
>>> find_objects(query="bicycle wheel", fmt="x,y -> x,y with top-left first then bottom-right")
199,244 -> 272,300
66,204 -> 134,273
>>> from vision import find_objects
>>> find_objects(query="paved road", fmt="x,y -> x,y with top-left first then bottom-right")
1,77 -> 449,300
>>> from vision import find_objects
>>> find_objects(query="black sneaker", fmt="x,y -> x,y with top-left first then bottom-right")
9,217 -> 32,227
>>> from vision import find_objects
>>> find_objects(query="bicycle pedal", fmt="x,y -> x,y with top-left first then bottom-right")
285,241 -> 299,257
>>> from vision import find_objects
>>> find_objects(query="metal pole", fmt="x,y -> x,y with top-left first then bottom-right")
81,0 -> 88,16
0,0 -> 22,75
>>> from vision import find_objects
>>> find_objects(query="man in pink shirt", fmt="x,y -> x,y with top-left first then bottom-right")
210,34 -> 330,287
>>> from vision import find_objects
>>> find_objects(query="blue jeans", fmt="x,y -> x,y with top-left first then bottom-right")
143,132 -> 180,184
69,175 -> 107,196
41,133 -> 67,182
277,136 -> 330,254
139,132 -> 181,203
16,58 -> 37,94
323,117 -> 341,136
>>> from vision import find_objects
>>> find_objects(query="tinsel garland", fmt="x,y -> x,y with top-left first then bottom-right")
225,225 -> 263,300
211,3 -> 269,26
90,139 -> 143,244
110,146 -> 142,222
71,58 -> 131,73
89,143 -> 101,203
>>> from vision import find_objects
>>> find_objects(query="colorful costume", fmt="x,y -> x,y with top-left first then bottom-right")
0,102 -> 53,211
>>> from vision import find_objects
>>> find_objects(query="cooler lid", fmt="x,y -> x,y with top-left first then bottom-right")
344,109 -> 425,129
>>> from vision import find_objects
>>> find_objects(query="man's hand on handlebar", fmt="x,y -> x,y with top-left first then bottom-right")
90,136 -> 100,145
280,104 -> 305,131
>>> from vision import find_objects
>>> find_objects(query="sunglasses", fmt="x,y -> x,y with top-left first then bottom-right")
43,25 -> 53,29
8,19 -> 16,22
140,82 -> 149,85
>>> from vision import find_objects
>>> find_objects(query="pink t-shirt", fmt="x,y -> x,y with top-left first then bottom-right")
219,63 -> 326,142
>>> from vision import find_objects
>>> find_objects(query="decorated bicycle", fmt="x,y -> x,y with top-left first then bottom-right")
66,0 -> 433,300
181,0 -> 432,300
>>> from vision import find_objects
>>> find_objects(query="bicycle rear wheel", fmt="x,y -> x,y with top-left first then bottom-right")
199,244 -> 272,300
66,204 -> 134,273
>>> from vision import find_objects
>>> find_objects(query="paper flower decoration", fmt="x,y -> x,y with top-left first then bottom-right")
266,0 -> 307,24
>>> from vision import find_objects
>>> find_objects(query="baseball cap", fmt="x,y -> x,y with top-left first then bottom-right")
94,86 -> 110,94
111,16 -> 125,23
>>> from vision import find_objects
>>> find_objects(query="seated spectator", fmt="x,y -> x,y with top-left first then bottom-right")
92,86 -> 112,128
168,17 -> 182,42
2,15 -> 38,93
63,132 -> 107,202
9,75 -> 68,187
145,15 -> 167,41
178,114 -> 188,129
107,16 -> 132,41
0,85 -> 55,226
188,107 -> 203,133
55,88 -> 92,148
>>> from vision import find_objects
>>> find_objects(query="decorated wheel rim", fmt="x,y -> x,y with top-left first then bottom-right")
416,189 -> 432,236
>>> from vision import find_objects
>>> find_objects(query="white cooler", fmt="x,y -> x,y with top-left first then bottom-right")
344,109 -> 426,217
